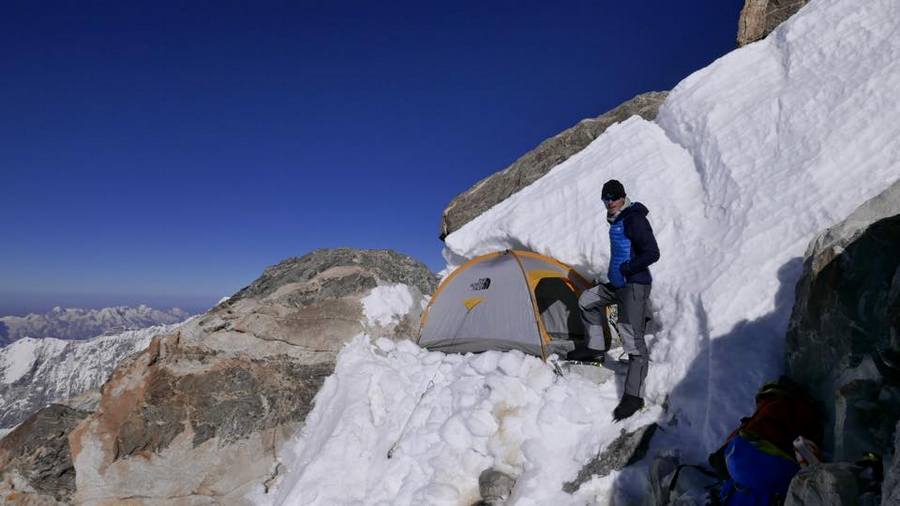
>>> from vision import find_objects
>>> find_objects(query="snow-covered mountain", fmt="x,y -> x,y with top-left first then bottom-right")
262,0 -> 900,504
0,304 -> 190,344
0,323 -> 181,430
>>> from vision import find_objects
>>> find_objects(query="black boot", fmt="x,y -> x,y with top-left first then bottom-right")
613,394 -> 644,421
566,348 -> 605,363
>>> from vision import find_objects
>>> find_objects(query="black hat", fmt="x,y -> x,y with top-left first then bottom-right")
602,179 -> 626,201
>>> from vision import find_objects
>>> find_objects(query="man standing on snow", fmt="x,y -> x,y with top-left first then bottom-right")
576,179 -> 659,421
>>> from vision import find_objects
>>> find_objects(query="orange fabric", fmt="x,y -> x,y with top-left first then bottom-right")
515,250 -> 591,291
741,394 -> 822,457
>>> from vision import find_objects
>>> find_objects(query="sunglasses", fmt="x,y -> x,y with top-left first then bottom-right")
602,196 -> 620,203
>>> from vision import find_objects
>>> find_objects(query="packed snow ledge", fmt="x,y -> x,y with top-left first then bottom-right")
260,337 -> 659,505
260,0 -> 900,504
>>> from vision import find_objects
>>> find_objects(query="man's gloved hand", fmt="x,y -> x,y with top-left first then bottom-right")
619,261 -> 632,276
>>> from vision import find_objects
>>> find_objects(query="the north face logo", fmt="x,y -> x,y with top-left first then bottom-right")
469,278 -> 491,291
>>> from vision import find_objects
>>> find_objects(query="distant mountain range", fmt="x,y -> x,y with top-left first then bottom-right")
0,305 -> 190,345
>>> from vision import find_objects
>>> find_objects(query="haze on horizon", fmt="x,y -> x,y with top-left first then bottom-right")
1,1 -> 743,316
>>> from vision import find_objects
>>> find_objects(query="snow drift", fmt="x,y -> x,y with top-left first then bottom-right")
264,0 -> 900,503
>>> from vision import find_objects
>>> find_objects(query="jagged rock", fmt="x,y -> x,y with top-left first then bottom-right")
563,423 -> 657,493
0,324 -> 177,431
68,248 -> 436,504
474,468 -> 516,505
737,0 -> 810,47
439,91 -> 668,239
784,463 -> 860,505
0,404 -> 90,504
786,181 -> 900,461
884,419 -> 900,506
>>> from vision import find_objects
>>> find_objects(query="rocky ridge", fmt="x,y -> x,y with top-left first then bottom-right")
55,248 -> 436,505
737,0 -> 810,47
439,91 -> 668,239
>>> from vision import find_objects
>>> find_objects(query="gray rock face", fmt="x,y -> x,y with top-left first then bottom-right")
786,182 -> 900,462
737,0 -> 810,47
784,463 -> 861,506
68,248 -> 436,504
475,468 -> 516,505
439,91 -> 668,239
0,404 -> 90,504
885,420 -> 900,505
563,423 -> 657,493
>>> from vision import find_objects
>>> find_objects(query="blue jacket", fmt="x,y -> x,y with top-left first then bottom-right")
607,202 -> 660,287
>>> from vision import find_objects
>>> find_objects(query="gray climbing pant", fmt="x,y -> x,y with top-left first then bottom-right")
578,283 -> 651,398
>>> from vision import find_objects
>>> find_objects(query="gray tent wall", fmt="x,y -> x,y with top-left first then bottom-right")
417,250 -> 589,359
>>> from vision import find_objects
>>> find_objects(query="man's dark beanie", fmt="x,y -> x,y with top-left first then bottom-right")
602,179 -> 626,200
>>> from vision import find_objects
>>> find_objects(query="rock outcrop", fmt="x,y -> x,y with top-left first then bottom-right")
474,468 -> 517,506
439,91 -> 668,239
884,420 -> 900,504
0,404 -> 90,504
563,423 -> 657,494
737,0 -> 810,47
63,248 -> 436,504
786,181 -> 900,463
225,248 -> 437,344
784,462 -> 873,506
0,324 -> 179,431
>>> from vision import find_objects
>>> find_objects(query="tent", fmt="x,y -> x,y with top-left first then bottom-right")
418,250 -> 601,359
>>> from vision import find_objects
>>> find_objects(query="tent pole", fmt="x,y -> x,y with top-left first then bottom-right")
508,250 -> 550,361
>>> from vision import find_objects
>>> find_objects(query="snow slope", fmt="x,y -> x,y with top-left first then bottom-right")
445,0 -> 900,454
257,337 -> 658,505
0,323 -> 182,429
0,304 -> 189,343
265,0 -> 900,503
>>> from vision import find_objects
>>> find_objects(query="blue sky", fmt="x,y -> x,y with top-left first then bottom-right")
1,1 -> 743,315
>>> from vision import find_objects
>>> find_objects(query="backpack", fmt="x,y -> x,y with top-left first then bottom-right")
709,376 -> 823,479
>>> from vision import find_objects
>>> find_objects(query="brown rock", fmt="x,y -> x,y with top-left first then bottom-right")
67,248 -> 436,504
439,91 -> 668,239
737,0 -> 809,47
